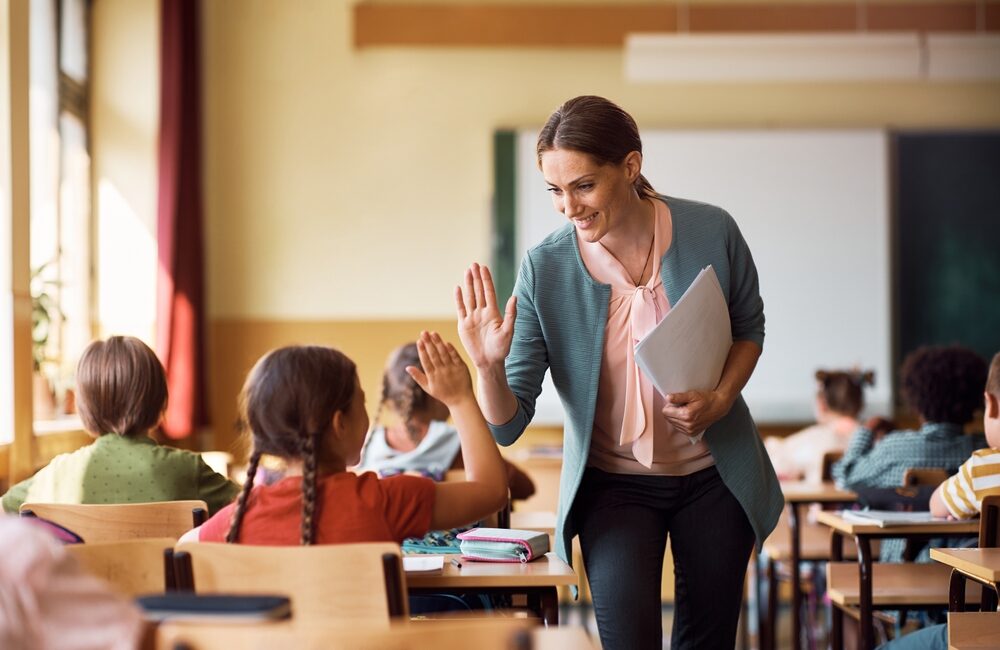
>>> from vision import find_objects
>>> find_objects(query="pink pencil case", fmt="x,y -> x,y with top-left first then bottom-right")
456,527 -> 550,563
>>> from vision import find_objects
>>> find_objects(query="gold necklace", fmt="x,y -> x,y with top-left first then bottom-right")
600,222 -> 656,287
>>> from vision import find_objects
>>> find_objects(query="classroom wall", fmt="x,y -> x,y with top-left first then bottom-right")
91,0 -> 159,344
91,0 -> 1000,452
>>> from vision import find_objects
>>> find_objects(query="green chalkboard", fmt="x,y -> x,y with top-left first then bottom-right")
895,132 -> 1000,372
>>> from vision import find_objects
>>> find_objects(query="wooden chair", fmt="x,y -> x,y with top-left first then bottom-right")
66,537 -> 177,596
948,494 -> 1000,613
173,542 -> 408,625
19,500 -> 208,542
902,467 -> 949,489
821,450 -> 844,482
156,618 -> 540,650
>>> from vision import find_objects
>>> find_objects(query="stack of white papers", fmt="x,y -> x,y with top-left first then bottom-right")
634,265 -> 732,444
841,510 -> 950,527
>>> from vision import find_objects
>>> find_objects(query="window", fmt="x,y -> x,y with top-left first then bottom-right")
29,0 -> 91,427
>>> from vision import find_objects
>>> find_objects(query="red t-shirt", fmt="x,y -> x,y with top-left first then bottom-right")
198,471 -> 435,545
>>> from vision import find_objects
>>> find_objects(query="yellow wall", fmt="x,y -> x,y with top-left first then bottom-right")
91,0 -> 159,343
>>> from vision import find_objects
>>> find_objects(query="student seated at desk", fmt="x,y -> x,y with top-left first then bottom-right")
765,368 -> 874,482
183,332 -> 508,545
358,342 -> 535,500
878,351 -> 1000,649
1,336 -> 239,515
832,345 -> 988,562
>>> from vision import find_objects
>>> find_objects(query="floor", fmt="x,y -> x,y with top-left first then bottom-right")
557,602 -> 795,649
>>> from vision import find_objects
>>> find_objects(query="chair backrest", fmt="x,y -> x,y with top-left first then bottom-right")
66,537 -> 177,596
902,467 -> 950,487
980,494 -> 1000,548
820,451 -> 844,482
20,501 -> 208,542
157,618 -> 535,650
173,542 -> 408,625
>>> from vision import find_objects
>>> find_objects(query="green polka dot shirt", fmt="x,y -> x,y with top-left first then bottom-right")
1,434 -> 239,515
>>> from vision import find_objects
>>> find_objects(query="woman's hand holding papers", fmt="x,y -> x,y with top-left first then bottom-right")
661,389 -> 731,439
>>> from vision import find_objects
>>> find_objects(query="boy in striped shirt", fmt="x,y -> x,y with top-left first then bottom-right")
930,351 -> 1000,519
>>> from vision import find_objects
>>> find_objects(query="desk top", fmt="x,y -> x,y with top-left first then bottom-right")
781,481 -> 857,503
816,511 -> 979,536
948,612 -> 1000,650
405,553 -> 579,589
930,547 -> 1000,583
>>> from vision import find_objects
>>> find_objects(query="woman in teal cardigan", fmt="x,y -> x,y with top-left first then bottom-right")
456,96 -> 782,650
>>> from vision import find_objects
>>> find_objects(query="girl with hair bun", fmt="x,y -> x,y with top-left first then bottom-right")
765,369 -> 875,483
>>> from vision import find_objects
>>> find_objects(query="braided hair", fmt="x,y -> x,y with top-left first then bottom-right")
226,345 -> 356,545
373,343 -> 431,443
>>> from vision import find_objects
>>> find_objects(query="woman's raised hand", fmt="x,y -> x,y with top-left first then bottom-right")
405,331 -> 474,409
455,263 -> 517,369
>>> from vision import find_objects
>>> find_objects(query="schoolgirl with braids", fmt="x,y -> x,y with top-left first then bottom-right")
184,331 -> 509,545
358,342 -> 535,500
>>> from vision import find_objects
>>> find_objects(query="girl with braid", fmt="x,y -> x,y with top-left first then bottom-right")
184,331 -> 509,545
358,342 -> 536,500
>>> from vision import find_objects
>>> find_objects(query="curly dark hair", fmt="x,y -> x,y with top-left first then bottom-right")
900,345 -> 987,425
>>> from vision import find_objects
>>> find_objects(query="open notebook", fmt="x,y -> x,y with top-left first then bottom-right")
841,510 -> 952,527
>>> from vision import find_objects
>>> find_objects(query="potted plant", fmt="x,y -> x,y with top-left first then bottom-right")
31,262 -> 62,419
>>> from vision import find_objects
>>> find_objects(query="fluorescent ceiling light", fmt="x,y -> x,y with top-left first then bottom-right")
625,32 -> 924,83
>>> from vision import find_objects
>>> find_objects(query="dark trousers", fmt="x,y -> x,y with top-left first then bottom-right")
574,465 -> 755,650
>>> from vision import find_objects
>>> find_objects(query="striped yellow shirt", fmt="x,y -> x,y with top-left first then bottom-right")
941,447 -> 1000,519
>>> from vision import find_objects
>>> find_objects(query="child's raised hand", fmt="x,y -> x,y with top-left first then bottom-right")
405,331 -> 474,409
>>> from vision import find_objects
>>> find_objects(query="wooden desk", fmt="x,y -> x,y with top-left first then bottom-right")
758,482 -> 856,650
405,553 -> 578,626
817,511 -> 979,650
947,612 -> 1000,649
930,547 -> 1000,612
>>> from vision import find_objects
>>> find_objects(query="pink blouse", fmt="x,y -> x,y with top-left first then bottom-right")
580,199 -> 715,475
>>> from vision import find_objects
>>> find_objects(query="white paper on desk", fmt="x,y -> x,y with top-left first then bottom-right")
403,556 -> 444,573
840,510 -> 948,528
634,266 -> 732,444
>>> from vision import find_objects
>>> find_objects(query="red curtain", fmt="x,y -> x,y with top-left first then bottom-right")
156,0 -> 205,439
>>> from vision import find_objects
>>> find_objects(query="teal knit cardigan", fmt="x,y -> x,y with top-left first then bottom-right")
489,195 -> 783,567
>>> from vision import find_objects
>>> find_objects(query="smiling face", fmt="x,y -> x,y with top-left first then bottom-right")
540,147 -> 641,244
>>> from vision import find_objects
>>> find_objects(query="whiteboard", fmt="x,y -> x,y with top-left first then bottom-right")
514,129 -> 892,424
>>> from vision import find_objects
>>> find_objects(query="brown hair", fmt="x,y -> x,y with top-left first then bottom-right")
814,369 -> 874,417
226,345 -> 357,545
536,95 -> 658,200
76,336 -> 167,437
986,352 -> 1000,397
900,345 -> 987,425
372,342 -> 432,443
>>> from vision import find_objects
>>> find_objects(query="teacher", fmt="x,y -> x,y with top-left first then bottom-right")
455,96 -> 782,650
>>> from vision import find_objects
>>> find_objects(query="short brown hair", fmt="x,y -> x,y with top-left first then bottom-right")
76,336 -> 168,437
987,352 -> 1000,397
